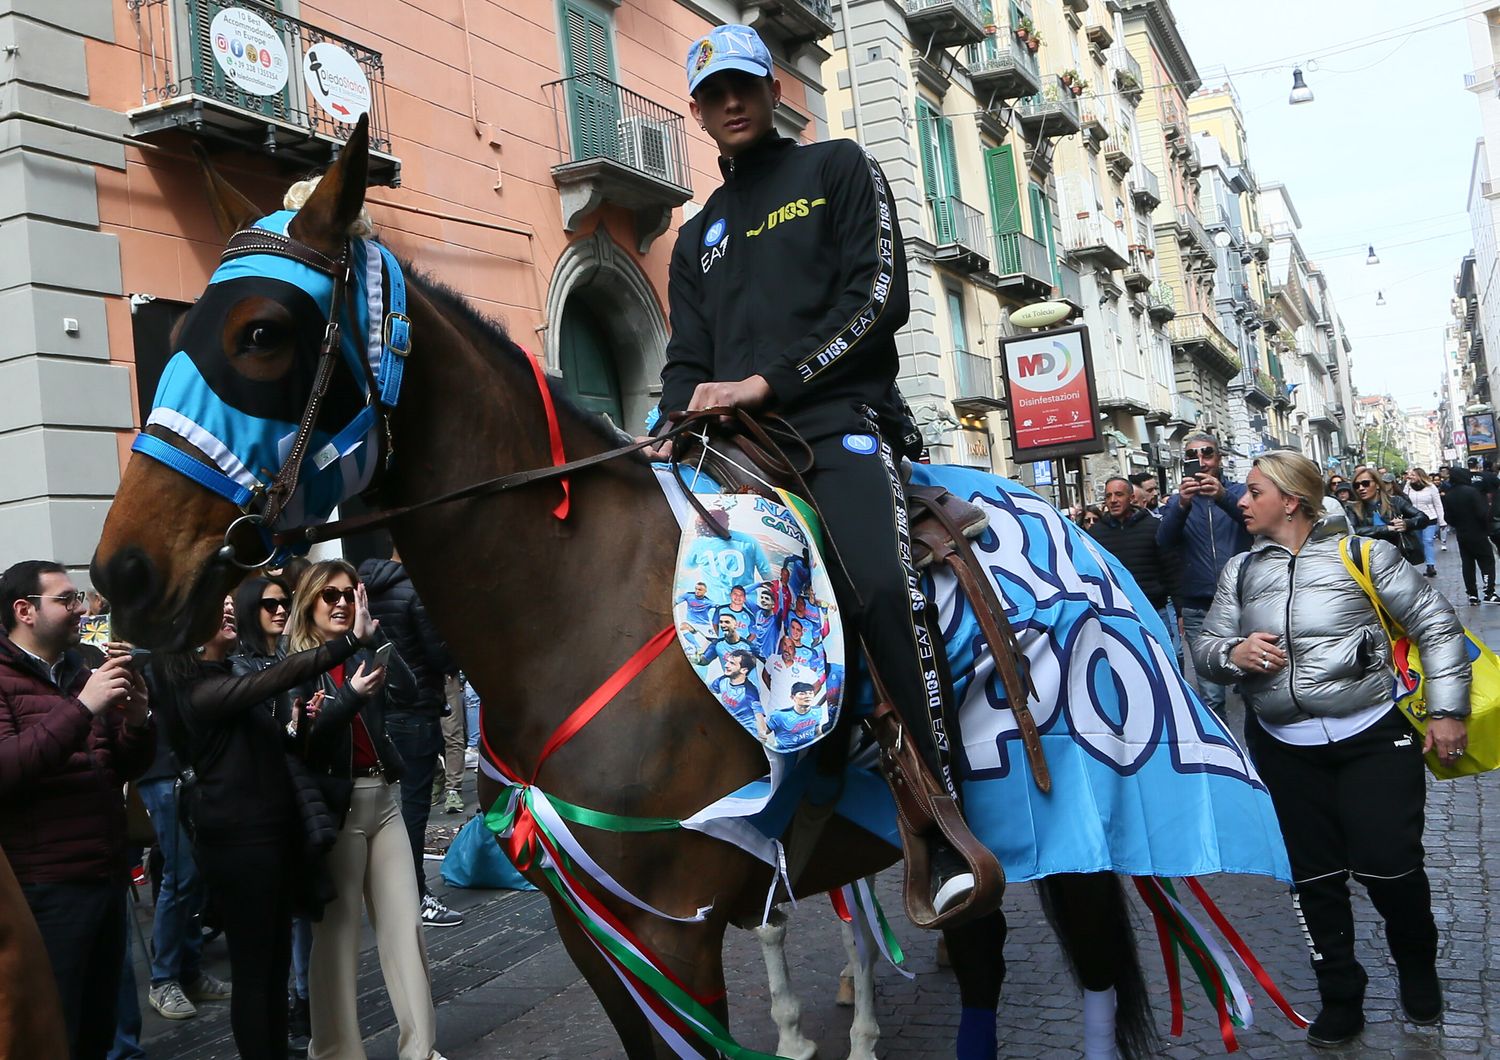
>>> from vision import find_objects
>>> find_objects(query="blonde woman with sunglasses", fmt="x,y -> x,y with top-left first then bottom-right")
286,561 -> 444,1060
1346,465 -> 1430,570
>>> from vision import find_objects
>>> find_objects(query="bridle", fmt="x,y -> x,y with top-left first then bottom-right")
132,220 -> 410,569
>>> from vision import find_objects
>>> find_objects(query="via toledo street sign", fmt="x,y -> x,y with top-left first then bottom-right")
1009,300 -> 1073,330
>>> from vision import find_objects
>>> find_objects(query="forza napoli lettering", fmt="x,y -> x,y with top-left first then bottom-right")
797,151 -> 895,383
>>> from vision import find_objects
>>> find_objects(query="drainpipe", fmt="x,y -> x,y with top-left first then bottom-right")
837,0 -> 865,144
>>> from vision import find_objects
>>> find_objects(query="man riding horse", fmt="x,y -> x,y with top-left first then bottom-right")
645,24 -> 997,921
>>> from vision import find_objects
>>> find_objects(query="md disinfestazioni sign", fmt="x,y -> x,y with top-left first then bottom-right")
998,324 -> 1104,462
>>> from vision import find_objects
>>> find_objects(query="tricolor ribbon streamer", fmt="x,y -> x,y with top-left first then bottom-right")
1133,877 -> 1308,1053
832,878 -> 913,979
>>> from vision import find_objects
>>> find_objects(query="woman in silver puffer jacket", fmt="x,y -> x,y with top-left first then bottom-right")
1195,450 -> 1469,1049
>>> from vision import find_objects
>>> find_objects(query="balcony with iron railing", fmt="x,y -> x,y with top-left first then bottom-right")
929,195 -> 990,273
1464,63 -> 1500,92
965,23 -> 1042,100
1103,131 -> 1133,177
742,0 -> 836,45
1130,163 -> 1162,211
1147,285 -> 1176,322
993,230 -> 1055,297
126,0 -> 399,183
1080,104 -> 1110,143
545,74 -> 692,252
1111,46 -> 1144,104
1172,207 -> 1215,261
1231,366 -> 1275,405
905,0 -> 988,48
1058,261 -> 1083,306
1061,211 -> 1129,270
1161,99 -> 1184,140
950,349 -> 1004,411
1096,364 -> 1151,415
1123,245 -> 1152,293
1018,76 -> 1082,138
1168,312 -> 1241,376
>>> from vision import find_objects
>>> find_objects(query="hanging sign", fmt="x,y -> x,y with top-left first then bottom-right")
210,7 -> 290,97
998,324 -> 1105,463
303,42 -> 371,123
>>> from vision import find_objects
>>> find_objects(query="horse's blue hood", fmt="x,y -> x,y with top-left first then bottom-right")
133,210 -> 408,538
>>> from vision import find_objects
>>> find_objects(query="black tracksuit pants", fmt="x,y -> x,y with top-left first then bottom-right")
797,410 -> 957,801
1456,534 -> 1495,599
1245,709 -> 1438,1007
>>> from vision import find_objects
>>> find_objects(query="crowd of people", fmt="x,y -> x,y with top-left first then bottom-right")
0,545 -> 480,1059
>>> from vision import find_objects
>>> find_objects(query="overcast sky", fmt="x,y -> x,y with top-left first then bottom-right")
1173,1 -> 1478,411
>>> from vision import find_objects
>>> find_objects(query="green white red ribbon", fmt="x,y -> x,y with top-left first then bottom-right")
832,878 -> 913,979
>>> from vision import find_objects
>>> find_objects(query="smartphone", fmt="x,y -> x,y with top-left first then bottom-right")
372,642 -> 394,669
1182,458 -> 1203,480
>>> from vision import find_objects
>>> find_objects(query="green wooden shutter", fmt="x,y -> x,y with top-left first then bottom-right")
1029,182 -> 1060,284
917,100 -> 954,244
561,0 -> 620,163
986,145 -> 1021,272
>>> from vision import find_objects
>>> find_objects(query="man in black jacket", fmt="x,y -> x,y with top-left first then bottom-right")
356,548 -> 462,927
1090,477 -> 1180,662
1442,466 -> 1496,604
645,24 -> 992,918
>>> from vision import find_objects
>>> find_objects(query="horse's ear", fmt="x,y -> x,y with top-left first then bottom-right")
194,144 -> 264,238
288,115 -> 370,254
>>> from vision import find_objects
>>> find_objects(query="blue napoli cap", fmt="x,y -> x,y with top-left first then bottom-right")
685,24 -> 773,94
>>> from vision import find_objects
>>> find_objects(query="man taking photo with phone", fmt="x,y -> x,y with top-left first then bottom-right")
1156,432 -> 1250,714
0,560 -> 154,1058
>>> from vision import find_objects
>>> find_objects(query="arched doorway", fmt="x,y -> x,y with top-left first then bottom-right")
544,229 -> 667,435
557,299 -> 624,425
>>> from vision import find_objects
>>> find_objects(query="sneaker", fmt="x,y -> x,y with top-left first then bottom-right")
130,863 -> 148,888
148,981 -> 197,1020
443,788 -> 465,814
1306,1002 -> 1364,1048
1425,565 -> 1437,578
930,840 -> 976,917
1469,595 -> 1480,607
420,892 -> 463,927
464,748 -> 479,770
183,971 -> 231,1002
1486,590 -> 1499,603
1399,968 -> 1443,1025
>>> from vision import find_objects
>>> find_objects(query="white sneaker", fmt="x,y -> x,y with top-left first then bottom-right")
148,981 -> 197,1020
420,892 -> 463,927
464,748 -> 479,770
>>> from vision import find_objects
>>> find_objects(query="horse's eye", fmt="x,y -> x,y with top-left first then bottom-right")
242,322 -> 284,350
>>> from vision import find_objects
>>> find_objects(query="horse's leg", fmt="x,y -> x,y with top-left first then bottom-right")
1038,873 -> 1156,1060
836,954 -> 856,1006
752,907 -> 817,1060
545,895 -> 661,1058
942,909 -> 1008,1060
840,919 -> 879,1060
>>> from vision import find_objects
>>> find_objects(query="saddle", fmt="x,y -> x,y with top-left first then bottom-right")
668,411 -> 1051,929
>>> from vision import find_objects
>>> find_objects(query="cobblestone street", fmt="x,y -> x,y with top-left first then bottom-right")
143,543 -> 1500,1058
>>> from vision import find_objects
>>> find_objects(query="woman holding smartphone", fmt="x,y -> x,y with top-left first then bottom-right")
152,588 -> 381,1059
286,560 -> 444,1060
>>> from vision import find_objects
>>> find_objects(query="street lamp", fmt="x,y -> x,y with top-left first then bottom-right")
1376,291 -> 1386,306
1365,245 -> 1380,265
1288,67 -> 1314,105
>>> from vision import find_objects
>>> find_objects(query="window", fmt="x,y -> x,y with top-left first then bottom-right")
559,0 -> 619,161
946,287 -> 969,352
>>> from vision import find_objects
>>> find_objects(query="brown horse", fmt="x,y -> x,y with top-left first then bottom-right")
92,119 -> 903,1056
92,119 -> 1156,1058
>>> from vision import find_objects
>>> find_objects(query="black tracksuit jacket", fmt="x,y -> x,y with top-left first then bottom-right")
657,132 -> 910,439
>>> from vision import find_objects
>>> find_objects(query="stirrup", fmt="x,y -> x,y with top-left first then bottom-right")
867,704 -> 1003,929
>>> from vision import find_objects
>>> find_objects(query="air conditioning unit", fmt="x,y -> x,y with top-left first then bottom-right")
618,116 -> 673,182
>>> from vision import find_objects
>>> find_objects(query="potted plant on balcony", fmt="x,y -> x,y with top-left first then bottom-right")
1061,69 -> 1088,95
1015,15 -> 1035,39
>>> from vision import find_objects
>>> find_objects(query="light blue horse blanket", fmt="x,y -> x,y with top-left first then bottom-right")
659,462 -> 1291,885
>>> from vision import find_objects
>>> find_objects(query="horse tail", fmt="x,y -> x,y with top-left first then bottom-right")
1036,873 -> 1157,1060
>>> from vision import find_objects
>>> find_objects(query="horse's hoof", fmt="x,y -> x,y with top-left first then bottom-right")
836,973 -> 854,1007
